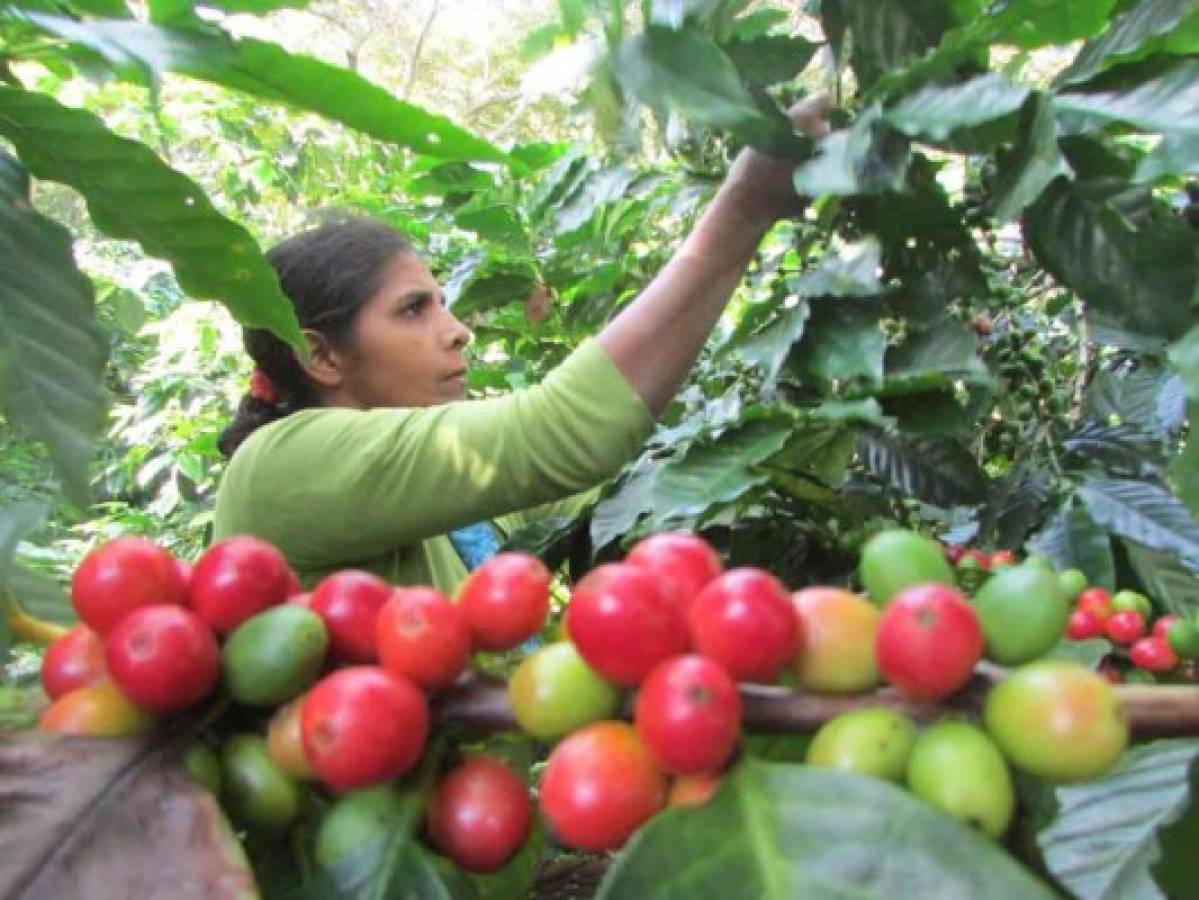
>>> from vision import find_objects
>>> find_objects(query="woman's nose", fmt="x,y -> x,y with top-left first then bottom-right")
444,308 -> 472,349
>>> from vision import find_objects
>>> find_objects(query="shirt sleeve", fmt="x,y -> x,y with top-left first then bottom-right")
214,340 -> 654,569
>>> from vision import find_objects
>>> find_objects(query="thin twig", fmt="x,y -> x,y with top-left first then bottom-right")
434,671 -> 1199,738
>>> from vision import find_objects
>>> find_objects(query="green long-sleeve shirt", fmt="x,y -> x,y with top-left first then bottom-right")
212,340 -> 654,594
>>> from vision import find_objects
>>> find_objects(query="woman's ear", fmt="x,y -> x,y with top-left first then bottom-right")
297,329 -> 345,390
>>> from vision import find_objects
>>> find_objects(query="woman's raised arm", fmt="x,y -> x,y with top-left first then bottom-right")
598,98 -> 830,416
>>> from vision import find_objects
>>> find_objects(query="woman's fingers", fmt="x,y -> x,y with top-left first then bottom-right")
788,94 -> 833,140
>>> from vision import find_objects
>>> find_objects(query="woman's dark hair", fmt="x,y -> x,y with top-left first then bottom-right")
218,217 -> 413,458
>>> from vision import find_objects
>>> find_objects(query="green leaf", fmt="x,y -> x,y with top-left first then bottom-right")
1059,0 -> 1199,87
0,501 -> 43,586
6,563 -> 74,627
858,430 -> 988,506
0,150 -> 109,506
991,0 -> 1119,48
591,456 -> 661,550
1084,368 -> 1185,438
1024,179 -> 1199,351
0,87 -> 303,348
453,205 -> 529,252
1039,739 -> 1199,900
1171,400 -> 1199,516
645,418 -> 792,529
146,0 -> 311,23
789,239 -> 882,299
794,298 -> 886,388
991,94 -> 1073,223
724,34 -> 819,89
835,0 -> 962,92
444,251 -> 538,318
597,758 -> 1054,898
1055,59 -> 1199,134
730,301 -> 811,394
615,27 -> 793,148
978,467 -> 1053,551
552,164 -> 636,236
1122,540 -> 1199,618
1045,637 -> 1112,668
460,822 -> 546,900
313,748 -> 455,900
1026,498 -> 1117,590
1153,743 -> 1199,897
71,0 -> 133,17
1077,476 -> 1199,572
885,73 -> 1030,141
1061,422 -> 1164,474
768,419 -> 858,490
727,7 -> 789,41
792,106 -> 911,197
16,15 -> 509,165
1134,132 -> 1199,183
650,0 -> 723,28
882,324 -> 990,395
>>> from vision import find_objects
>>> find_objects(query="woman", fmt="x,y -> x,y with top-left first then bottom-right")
213,101 -> 829,592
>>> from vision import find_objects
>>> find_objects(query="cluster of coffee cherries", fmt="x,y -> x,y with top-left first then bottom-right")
34,527 -> 1132,873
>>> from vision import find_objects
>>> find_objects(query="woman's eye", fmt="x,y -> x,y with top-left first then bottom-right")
399,298 -> 429,317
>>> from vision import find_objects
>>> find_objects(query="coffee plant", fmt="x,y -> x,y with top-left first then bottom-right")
3,0 -> 1199,898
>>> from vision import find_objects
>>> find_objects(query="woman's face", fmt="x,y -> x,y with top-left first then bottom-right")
336,251 -> 472,409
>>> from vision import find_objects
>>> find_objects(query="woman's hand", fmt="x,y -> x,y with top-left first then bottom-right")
721,94 -> 833,223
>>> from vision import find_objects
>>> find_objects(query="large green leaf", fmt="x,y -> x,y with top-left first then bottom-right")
794,298 -> 886,388
1056,59 -> 1199,135
990,0 -> 1118,48
1059,0 -> 1199,87
0,501 -> 43,587
1024,179 -> 1199,350
0,151 -> 108,506
1133,132 -> 1199,183
0,87 -> 303,347
978,466 -> 1053,551
789,239 -> 882,299
767,418 -> 860,490
148,0 -> 313,24
1061,422 -> 1164,474
991,94 -> 1073,223
858,430 -> 988,506
884,73 -> 1029,141
1171,400 -> 1199,516
590,456 -> 662,550
792,106 -> 911,197
444,251 -> 538,317
591,416 -> 793,544
724,34 -> 819,90
834,0 -> 961,92
312,745 -> 475,900
15,15 -> 508,165
729,301 -> 810,394
1039,739 -> 1199,900
1122,540 -> 1199,618
1084,368 -> 1185,438
644,418 -> 792,530
881,324 -> 990,395
614,26 -> 794,148
1027,498 -> 1117,590
597,758 -> 1054,898
1077,476 -> 1199,571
